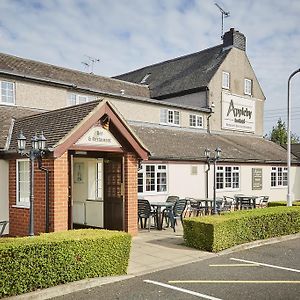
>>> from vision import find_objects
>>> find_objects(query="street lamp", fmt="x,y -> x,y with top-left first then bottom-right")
287,68 -> 300,207
205,147 -> 222,214
17,131 -> 47,236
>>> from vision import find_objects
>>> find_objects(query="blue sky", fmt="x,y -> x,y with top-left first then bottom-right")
1,0 -> 300,136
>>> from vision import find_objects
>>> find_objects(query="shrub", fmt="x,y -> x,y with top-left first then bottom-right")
0,229 -> 131,298
268,201 -> 300,207
183,207 -> 300,253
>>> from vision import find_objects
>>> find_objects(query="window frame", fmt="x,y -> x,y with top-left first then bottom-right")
271,166 -> 288,188
160,109 -> 180,126
222,71 -> 230,89
67,93 -> 95,106
1,80 -> 15,105
189,114 -> 203,128
16,158 -> 30,208
216,165 -> 240,191
138,164 -> 168,194
244,78 -> 252,96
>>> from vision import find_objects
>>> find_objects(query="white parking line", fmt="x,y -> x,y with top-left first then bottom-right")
230,258 -> 300,273
144,279 -> 223,300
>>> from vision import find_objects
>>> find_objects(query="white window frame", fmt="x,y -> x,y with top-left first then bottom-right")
160,109 -> 180,126
16,159 -> 30,208
222,71 -> 230,89
216,166 -> 240,190
271,167 -> 287,188
67,93 -> 95,106
189,114 -> 203,128
244,78 -> 252,96
138,164 -> 168,194
1,80 -> 15,105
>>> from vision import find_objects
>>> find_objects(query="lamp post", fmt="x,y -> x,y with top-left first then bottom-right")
205,147 -> 222,214
287,68 -> 300,207
17,131 -> 47,236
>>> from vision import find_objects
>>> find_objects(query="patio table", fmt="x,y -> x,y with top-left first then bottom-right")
150,201 -> 174,230
234,195 -> 258,209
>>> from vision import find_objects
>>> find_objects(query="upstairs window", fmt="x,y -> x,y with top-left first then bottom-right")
189,114 -> 203,128
67,93 -> 96,106
1,80 -> 15,104
244,78 -> 252,95
222,72 -> 230,89
160,109 -> 180,126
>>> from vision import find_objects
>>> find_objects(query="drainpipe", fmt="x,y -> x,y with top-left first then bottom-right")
205,162 -> 211,198
207,103 -> 215,134
38,158 -> 50,233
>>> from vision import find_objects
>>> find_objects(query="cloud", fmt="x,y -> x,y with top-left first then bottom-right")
0,0 -> 300,135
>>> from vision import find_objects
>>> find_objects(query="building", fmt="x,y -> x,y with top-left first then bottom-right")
0,28 -> 298,237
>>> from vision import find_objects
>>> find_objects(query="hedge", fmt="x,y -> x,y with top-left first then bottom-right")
268,201 -> 300,207
183,207 -> 300,253
0,229 -> 131,298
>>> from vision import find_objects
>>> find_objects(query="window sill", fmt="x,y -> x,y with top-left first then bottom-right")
0,102 -> 15,106
12,204 -> 30,209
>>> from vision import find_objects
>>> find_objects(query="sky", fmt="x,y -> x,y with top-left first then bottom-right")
0,0 -> 300,136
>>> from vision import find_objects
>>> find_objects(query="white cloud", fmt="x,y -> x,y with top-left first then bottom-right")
0,0 -> 300,135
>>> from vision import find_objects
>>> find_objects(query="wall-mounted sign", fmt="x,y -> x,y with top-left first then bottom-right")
252,168 -> 262,190
222,92 -> 256,133
75,126 -> 121,147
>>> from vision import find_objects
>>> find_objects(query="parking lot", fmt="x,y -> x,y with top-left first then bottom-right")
55,237 -> 300,299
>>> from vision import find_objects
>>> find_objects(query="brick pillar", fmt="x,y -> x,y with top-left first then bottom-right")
124,152 -> 138,235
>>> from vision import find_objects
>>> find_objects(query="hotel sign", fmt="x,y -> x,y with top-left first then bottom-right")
252,168 -> 262,190
75,126 -> 121,147
222,92 -> 256,133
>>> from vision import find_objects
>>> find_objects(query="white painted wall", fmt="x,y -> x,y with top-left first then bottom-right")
0,160 -> 9,234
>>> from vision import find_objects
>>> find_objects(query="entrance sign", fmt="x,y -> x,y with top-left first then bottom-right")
222,92 -> 256,133
252,168 -> 262,190
75,126 -> 121,147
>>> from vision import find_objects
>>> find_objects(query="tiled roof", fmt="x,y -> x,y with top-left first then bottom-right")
291,144 -> 300,159
129,122 -> 297,163
0,105 -> 45,150
114,45 -> 230,99
9,101 -> 100,152
0,52 -> 150,98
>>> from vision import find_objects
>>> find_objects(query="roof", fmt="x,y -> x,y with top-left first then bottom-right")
129,122 -> 297,163
0,52 -> 149,98
114,45 -> 230,99
290,144 -> 300,159
0,105 -> 46,150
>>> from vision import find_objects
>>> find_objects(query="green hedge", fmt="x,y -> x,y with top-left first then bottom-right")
268,201 -> 300,207
183,207 -> 300,253
0,229 -> 131,298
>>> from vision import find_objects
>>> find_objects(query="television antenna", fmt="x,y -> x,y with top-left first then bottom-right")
215,3 -> 230,40
81,55 -> 100,73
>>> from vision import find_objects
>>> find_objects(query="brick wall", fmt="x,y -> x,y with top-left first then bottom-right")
124,152 -> 138,235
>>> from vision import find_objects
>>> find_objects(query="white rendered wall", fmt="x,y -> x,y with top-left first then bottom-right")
0,160 -> 9,234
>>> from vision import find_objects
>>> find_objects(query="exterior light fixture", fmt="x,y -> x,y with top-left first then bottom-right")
204,147 -> 222,214
17,131 -> 47,236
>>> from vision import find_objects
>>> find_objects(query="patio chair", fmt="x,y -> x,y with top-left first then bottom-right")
167,199 -> 187,232
0,221 -> 9,237
138,199 -> 157,231
239,196 -> 254,210
161,196 -> 179,227
186,198 -> 205,217
218,196 -> 235,213
258,196 -> 269,208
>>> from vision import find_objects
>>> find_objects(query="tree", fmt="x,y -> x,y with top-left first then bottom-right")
265,118 -> 300,145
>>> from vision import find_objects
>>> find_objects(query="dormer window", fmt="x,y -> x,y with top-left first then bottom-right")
244,78 -> 252,95
222,72 -> 230,89
160,109 -> 180,126
140,73 -> 151,84
1,80 -> 15,105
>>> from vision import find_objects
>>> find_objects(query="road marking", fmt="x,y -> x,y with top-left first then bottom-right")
209,264 -> 260,267
169,280 -> 300,284
144,279 -> 222,300
230,258 -> 300,273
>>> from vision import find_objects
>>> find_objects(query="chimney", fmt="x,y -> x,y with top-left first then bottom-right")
223,28 -> 246,51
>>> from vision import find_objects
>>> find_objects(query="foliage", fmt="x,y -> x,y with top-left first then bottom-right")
265,118 -> 299,145
268,201 -> 300,207
183,207 -> 300,252
0,229 -> 131,298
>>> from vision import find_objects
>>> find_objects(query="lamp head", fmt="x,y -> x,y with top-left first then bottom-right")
38,131 -> 47,151
204,148 -> 211,159
215,147 -> 222,159
17,131 -> 26,152
31,133 -> 39,151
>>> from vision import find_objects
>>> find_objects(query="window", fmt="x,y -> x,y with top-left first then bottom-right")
244,78 -> 252,95
138,164 -> 168,193
16,159 -> 30,207
189,114 -> 203,128
1,80 -> 15,104
216,166 -> 240,190
222,72 -> 230,89
96,161 -> 103,199
67,93 -> 95,106
271,167 -> 287,187
160,109 -> 180,126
